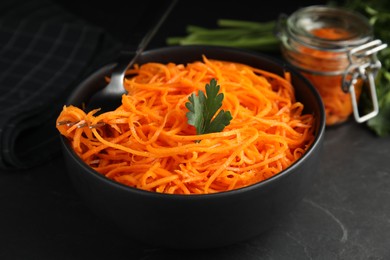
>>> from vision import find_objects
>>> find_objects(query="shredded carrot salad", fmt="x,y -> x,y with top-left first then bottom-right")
297,27 -> 362,125
57,55 -> 316,194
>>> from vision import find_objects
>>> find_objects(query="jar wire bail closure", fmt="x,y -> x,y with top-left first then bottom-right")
342,39 -> 387,122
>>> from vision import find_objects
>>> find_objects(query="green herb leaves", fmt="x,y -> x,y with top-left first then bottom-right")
186,79 -> 232,136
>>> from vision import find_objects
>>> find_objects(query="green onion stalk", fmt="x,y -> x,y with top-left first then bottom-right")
166,19 -> 280,52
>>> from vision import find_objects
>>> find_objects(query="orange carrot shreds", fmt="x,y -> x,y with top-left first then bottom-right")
292,27 -> 361,126
56,55 -> 316,194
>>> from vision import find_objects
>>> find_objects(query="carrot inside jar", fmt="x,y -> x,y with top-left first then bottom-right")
295,27 -> 363,125
311,27 -> 352,40
301,70 -> 363,126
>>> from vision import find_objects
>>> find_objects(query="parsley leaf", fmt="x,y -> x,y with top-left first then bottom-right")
186,78 -> 232,136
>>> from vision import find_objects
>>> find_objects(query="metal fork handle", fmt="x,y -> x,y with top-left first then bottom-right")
107,51 -> 137,94
108,0 -> 178,94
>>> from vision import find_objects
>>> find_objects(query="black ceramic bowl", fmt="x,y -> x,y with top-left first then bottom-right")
61,45 -> 325,249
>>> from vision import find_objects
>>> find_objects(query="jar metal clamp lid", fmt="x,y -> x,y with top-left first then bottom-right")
342,39 -> 387,122
277,5 -> 388,123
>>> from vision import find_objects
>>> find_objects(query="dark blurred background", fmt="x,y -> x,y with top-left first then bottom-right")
53,0 -> 329,51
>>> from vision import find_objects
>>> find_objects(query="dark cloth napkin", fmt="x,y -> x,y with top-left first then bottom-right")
0,0 -> 123,170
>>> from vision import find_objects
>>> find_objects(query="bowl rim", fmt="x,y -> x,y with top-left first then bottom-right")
61,45 -> 326,199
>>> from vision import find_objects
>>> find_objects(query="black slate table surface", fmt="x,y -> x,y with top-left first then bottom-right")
1,0 -> 390,259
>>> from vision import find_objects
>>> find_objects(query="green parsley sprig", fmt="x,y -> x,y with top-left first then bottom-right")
186,79 -> 232,138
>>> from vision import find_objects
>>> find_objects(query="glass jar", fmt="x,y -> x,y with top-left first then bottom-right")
277,5 -> 387,126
